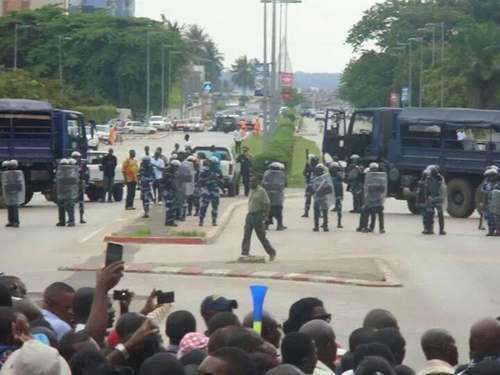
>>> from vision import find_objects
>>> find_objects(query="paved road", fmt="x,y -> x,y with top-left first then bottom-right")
3,125 -> 500,370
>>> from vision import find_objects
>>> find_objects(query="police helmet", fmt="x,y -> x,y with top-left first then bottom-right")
484,168 -> 498,177
170,153 -> 178,160
186,155 -> 196,162
68,158 -> 77,165
9,160 -> 19,168
314,163 -> 326,175
363,167 -> 370,174
330,161 -> 340,169
350,154 -> 360,161
60,159 -> 70,165
71,151 -> 81,158
1,161 -> 9,168
369,162 -> 379,171
170,160 -> 181,167
486,165 -> 499,172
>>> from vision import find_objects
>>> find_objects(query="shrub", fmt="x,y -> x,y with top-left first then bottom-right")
73,105 -> 118,124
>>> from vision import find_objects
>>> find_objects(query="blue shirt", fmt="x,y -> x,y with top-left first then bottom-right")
41,309 -> 72,340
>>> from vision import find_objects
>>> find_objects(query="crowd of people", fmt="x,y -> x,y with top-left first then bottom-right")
0,266 -> 499,375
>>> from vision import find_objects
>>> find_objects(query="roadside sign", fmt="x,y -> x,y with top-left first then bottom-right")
254,63 -> 266,97
280,72 -> 293,88
401,87 -> 409,105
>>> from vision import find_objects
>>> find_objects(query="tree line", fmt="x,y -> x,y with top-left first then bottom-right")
339,0 -> 500,109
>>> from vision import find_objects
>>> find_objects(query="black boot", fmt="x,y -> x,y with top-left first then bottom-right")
322,210 -> 329,232
439,213 -> 446,235
379,212 -> 385,233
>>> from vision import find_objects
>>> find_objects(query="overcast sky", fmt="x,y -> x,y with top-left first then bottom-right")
136,0 -> 380,73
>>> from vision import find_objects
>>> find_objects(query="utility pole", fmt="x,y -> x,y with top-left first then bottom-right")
270,0 -> 277,133
13,24 -> 18,71
440,22 -> 445,107
408,41 -> 413,107
168,50 -> 180,114
146,31 -> 151,121
263,0 -> 269,138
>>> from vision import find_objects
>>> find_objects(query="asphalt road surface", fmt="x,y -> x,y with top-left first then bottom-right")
2,126 -> 500,370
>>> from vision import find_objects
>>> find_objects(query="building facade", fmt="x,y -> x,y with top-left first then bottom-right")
1,0 -> 30,16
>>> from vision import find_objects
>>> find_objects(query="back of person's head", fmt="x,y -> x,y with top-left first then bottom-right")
70,349 -> 106,375
14,299 -> 42,322
207,311 -> 241,335
394,364 -> 416,375
372,328 -> 406,365
469,359 -> 500,375
281,332 -> 317,375
139,353 -> 185,375
0,284 -> 12,307
353,343 -> 395,368
166,310 -> 196,345
363,309 -> 399,330
350,327 -> 376,352
0,275 -> 26,299
210,347 -> 257,375
243,311 -> 282,348
208,325 -> 239,353
283,298 -> 324,334
73,287 -> 95,323
355,356 -> 396,375
44,282 -> 75,304
299,319 -> 336,365
226,327 -> 264,353
250,352 -> 279,375
59,331 -> 99,363
0,306 -> 17,344
469,318 -> 500,359
265,364 -> 306,374
116,312 -> 146,340
420,328 -> 458,366
180,349 -> 207,366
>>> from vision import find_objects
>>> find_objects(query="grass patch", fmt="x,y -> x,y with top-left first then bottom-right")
129,228 -> 152,237
171,229 -> 207,238
288,136 -> 321,188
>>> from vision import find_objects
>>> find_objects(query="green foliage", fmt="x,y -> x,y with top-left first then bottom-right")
289,136 -> 320,187
284,88 -> 304,108
171,229 -> 206,238
231,56 -> 255,95
73,105 -> 118,123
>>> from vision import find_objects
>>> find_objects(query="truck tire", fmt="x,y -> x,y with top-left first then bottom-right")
112,184 -> 124,202
407,198 -> 419,215
447,178 -> 475,218
86,185 -> 101,202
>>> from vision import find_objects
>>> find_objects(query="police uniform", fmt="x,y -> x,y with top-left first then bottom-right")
481,168 -> 500,236
162,161 -> 180,226
198,158 -> 224,227
237,152 -> 252,196
56,159 -> 78,227
302,155 -> 319,218
1,160 -> 25,228
362,164 -> 387,233
72,152 -> 89,224
328,162 -> 344,228
346,156 -> 364,213
422,165 -> 446,235
262,162 -> 287,231
311,164 -> 335,232
139,157 -> 155,218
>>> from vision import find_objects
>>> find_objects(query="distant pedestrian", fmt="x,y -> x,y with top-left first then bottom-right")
237,147 -> 253,196
100,148 -> 117,203
241,175 -> 277,262
122,150 -> 139,210
151,150 -> 165,204
253,118 -> 261,136
88,120 -> 96,138
108,124 -> 117,145
239,119 -> 247,132
302,154 -> 319,218
233,129 -> 243,154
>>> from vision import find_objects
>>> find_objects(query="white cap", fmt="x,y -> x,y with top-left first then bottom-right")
484,168 -> 498,176
0,340 -> 71,375
9,160 -> 19,168
350,154 -> 360,160
369,162 -> 379,170
71,151 -> 81,158
59,159 -> 69,165
170,160 -> 181,167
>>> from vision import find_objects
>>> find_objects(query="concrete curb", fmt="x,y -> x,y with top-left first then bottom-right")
59,258 -> 402,288
103,192 -> 304,245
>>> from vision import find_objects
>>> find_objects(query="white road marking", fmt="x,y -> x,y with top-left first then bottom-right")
79,228 -> 105,243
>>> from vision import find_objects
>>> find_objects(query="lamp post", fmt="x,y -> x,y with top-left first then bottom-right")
58,36 -> 72,97
161,44 -> 173,115
168,50 -> 181,115
398,42 -> 411,107
426,22 -> 445,107
409,37 -> 424,107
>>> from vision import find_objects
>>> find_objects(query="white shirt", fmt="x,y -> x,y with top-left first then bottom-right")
457,131 -> 466,141
313,361 -> 336,375
151,158 -> 165,180
233,130 -> 243,142
417,359 -> 455,375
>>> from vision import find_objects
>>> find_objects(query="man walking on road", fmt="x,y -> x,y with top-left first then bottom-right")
237,147 -> 252,196
122,149 -> 139,210
101,148 -> 117,203
241,175 -> 277,262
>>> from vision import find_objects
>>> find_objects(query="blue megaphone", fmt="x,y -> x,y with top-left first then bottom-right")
250,284 -> 268,334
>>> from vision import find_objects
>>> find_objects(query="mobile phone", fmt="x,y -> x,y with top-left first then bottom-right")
113,289 -> 131,301
156,290 -> 175,304
105,242 -> 123,266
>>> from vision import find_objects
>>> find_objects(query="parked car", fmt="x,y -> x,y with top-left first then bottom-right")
149,116 -> 168,131
163,117 -> 173,131
85,151 -> 124,202
95,125 -> 110,144
214,114 -> 239,133
124,121 -> 157,134
192,146 -> 240,196
187,117 -> 205,132
85,128 -> 100,150
172,119 -> 189,131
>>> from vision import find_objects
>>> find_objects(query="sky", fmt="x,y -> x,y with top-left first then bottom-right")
136,0 -> 381,74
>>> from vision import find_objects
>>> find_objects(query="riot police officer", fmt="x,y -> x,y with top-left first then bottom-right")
346,154 -> 364,213
362,162 -> 387,234
415,168 -> 430,234
56,158 -> 79,227
1,160 -> 25,228
327,161 -> 344,228
481,168 -> 499,236
162,159 -> 180,227
311,164 -> 335,232
139,155 -> 155,218
302,154 -> 320,218
178,157 -> 195,220
71,151 -> 89,224
262,162 -> 287,231
198,156 -> 224,227
422,165 -> 447,235
187,155 -> 200,216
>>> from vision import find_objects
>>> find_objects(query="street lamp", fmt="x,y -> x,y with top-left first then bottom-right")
13,24 -> 33,70
426,22 -> 446,107
398,42 -> 411,107
146,30 -> 162,120
409,37 -> 424,107
58,36 -> 72,97
168,50 -> 181,114
161,44 -> 173,115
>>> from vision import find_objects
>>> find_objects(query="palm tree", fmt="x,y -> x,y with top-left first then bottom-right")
231,56 -> 255,95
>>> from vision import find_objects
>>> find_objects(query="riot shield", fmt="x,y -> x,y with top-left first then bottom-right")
490,190 -> 500,216
179,161 -> 194,196
56,164 -> 79,201
262,170 -> 286,206
312,173 -> 335,209
347,167 -> 360,182
364,172 -> 387,208
1,170 -> 25,206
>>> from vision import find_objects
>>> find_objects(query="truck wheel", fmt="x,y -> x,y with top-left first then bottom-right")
86,186 -> 101,202
407,198 -> 418,215
447,178 -> 475,218
112,184 -> 124,202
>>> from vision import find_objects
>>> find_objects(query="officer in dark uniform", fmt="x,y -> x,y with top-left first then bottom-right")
71,151 -> 89,224
311,164 -> 335,232
415,168 -> 430,234
346,154 -> 364,213
481,167 -> 499,236
262,162 -> 287,231
56,158 -> 78,227
1,160 -> 25,228
423,165 -> 447,235
328,161 -> 344,228
162,159 -> 181,227
198,156 -> 224,227
237,147 -> 252,196
363,162 -> 387,234
139,156 -> 155,218
302,154 -> 320,218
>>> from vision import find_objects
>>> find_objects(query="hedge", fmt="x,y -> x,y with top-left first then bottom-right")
73,105 -> 119,124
